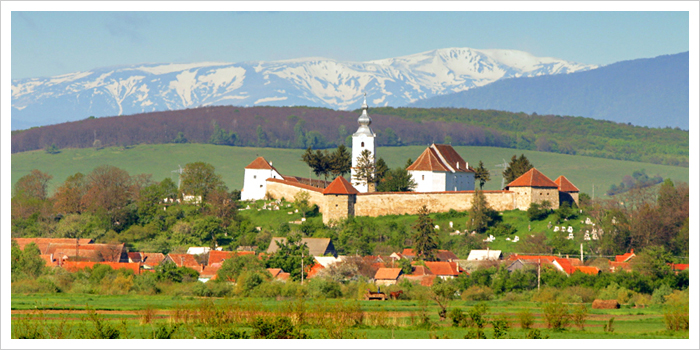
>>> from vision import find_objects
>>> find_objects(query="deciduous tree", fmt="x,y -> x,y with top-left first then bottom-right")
474,161 -> 490,190
180,162 -> 226,201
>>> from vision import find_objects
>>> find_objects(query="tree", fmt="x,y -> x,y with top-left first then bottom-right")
352,149 -> 376,190
44,143 -> 60,154
468,190 -> 498,233
180,162 -> 226,201
374,157 -> 389,183
53,173 -> 88,214
193,216 -> 226,247
328,144 -> 352,178
172,132 -> 188,143
431,278 -> 457,320
209,121 -> 237,146
503,154 -> 533,183
301,147 -> 330,182
217,254 -> 268,283
376,167 -> 417,192
383,127 -> 401,146
81,165 -> 133,220
14,169 -> 53,200
474,161 -> 491,190
256,125 -> 268,147
265,233 -> 315,282
206,189 -> 238,225
412,205 -> 438,261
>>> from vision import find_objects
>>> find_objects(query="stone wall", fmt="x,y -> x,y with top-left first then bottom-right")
530,187 -> 560,210
265,179 -> 324,207
322,194 -> 354,225
354,191 -> 515,217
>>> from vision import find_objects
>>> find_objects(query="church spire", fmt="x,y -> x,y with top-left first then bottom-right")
356,92 -> 372,131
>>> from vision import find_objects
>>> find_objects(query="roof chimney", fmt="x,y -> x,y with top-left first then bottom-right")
269,161 -> 272,166
630,249 -> 634,254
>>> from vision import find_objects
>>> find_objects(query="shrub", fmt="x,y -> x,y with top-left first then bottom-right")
467,303 -> 489,329
153,323 -> 180,339
464,328 -> 487,339
543,303 -> 570,331
663,290 -> 689,331
526,329 -> 549,339
461,285 -> 493,301
603,317 -> 615,333
651,284 -> 673,305
307,278 -> 342,299
449,308 -> 467,327
572,304 -> 588,330
564,286 -> 597,303
84,309 -> 120,339
532,286 -> 558,303
256,281 -> 283,298
518,309 -> 534,329
527,203 -> 550,221
192,282 -> 212,297
491,316 -> 510,339
251,316 -> 308,339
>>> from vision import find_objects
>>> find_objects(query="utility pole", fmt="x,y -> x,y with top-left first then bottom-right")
537,258 -> 541,291
301,252 -> 305,285
580,243 -> 584,263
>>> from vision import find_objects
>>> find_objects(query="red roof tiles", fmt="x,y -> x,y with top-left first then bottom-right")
322,176 -> 359,195
406,144 -> 474,173
424,261 -> 461,276
61,261 -> 141,275
407,147 -> 449,172
554,176 -> 580,192
615,250 -> 636,262
374,268 -> 402,280
13,238 -> 94,254
574,266 -> 601,275
306,263 -> 324,279
506,168 -> 558,188
208,250 -> 255,265
166,254 -> 202,270
245,156 -> 274,170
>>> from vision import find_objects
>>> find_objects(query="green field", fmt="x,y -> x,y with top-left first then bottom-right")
12,144 -> 689,196
10,293 -> 688,339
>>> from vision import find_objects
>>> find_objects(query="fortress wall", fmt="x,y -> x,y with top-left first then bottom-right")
354,191 -> 516,217
265,180 -> 325,208
322,194 -> 354,225
531,187 -> 560,210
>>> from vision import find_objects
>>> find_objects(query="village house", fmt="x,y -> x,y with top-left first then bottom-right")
406,144 -> 475,192
374,268 -> 403,286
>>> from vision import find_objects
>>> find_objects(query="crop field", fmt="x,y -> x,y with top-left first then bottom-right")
10,293 -> 688,340
11,144 -> 689,196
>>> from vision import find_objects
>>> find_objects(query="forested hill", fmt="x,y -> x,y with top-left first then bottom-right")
11,106 -> 688,167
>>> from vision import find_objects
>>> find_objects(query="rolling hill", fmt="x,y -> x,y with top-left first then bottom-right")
11,144 -> 689,198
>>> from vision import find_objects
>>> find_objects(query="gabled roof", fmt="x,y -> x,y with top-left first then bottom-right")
401,248 -> 416,258
506,168 -> 558,188
61,261 -> 141,275
555,176 -> 580,193
424,261 -> 461,276
574,266 -> 601,275
45,243 -> 126,262
406,144 -> 474,173
374,268 -> 402,280
553,258 -> 575,275
615,250 -> 636,262
436,250 -> 458,262
322,176 -> 359,195
13,238 -> 94,254
128,252 -> 142,263
141,253 -> 165,266
208,250 -> 255,265
306,263 -> 324,279
245,156 -> 274,170
166,254 -> 201,269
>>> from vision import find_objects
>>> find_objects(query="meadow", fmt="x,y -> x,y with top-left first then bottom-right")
11,144 -> 689,196
10,293 -> 688,339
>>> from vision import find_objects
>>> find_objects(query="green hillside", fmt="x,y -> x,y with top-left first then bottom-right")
12,144 -> 689,196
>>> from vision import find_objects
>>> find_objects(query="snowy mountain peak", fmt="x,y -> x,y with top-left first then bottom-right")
11,47 -> 597,130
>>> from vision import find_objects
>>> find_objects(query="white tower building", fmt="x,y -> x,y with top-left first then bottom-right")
351,94 -> 376,193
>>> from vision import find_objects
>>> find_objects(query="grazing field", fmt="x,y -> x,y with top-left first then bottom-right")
11,144 -> 689,196
10,293 -> 688,339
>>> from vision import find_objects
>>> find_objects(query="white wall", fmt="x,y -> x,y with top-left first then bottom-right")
351,133 -> 375,193
241,168 -> 282,200
409,170 -> 446,192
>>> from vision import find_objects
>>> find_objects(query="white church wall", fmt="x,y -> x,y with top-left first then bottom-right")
242,168 -> 282,201
351,133 -> 375,193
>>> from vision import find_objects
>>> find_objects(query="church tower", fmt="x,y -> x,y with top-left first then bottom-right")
351,94 -> 376,193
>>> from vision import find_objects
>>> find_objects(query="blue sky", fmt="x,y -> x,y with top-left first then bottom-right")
10,10 -> 690,80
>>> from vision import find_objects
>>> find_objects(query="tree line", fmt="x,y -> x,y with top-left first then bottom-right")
11,105 -> 688,167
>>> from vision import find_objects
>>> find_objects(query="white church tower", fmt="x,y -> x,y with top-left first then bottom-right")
351,94 -> 376,193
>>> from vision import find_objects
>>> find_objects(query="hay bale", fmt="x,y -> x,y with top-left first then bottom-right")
592,299 -> 620,309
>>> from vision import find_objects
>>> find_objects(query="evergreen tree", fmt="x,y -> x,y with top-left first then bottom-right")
173,132 -> 188,144
474,160 -> 491,190
412,205 -> 438,261
209,121 -> 237,146
328,144 -> 352,178
301,147 -> 330,181
256,125 -> 268,147
468,189 -> 497,233
405,158 -> 414,169
375,157 -> 389,182
352,149 -> 376,189
503,154 -> 533,184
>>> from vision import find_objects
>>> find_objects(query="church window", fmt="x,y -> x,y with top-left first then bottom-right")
361,142 -> 365,147
260,185 -> 263,188
254,175 -> 257,179
422,175 -> 425,180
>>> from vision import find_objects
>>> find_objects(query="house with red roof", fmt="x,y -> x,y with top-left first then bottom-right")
164,254 -> 203,272
208,250 -> 255,265
241,156 -> 286,201
267,268 -> 291,282
374,268 -> 403,286
406,144 -> 475,192
424,261 -> 464,280
505,168 -> 561,210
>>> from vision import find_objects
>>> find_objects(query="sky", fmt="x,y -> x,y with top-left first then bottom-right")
10,9 -> 690,80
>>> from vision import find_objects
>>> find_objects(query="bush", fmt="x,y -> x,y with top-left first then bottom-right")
564,286 -> 598,303
572,304 -> 588,330
651,284 -> 673,305
491,316 -> 510,339
467,303 -> 489,329
251,316 -> 308,339
449,308 -> 467,327
461,285 -> 493,301
526,329 -> 548,339
307,278 -> 342,299
527,203 -> 550,221
663,290 -> 689,331
543,303 -> 570,331
518,309 -> 534,329
256,281 -> 283,298
464,328 -> 487,339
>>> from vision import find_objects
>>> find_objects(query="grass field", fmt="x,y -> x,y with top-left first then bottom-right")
10,293 -> 688,339
11,144 -> 689,197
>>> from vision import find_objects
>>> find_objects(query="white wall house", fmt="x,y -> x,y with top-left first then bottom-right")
241,156 -> 284,201
407,144 -> 475,192
351,95 -> 376,193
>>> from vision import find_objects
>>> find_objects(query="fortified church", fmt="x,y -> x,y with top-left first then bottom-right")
241,96 -> 579,225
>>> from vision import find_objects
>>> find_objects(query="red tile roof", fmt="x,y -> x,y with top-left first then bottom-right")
208,250 -> 255,265
141,253 -> 165,266
267,178 -> 324,193
306,263 -> 324,279
435,250 -> 458,262
406,144 -> 474,173
13,238 -> 94,254
574,266 -> 601,275
128,252 -> 142,263
424,261 -> 461,276
45,243 -> 126,262
615,250 -> 636,262
402,248 -> 415,257
553,258 -> 575,275
411,265 -> 430,276
166,254 -> 202,270
374,268 -> 402,280
267,268 -> 283,278
431,144 -> 474,173
554,176 -> 580,192
200,263 -> 223,278
506,168 -> 558,188
245,156 -> 274,170
322,176 -> 359,195
406,147 -> 449,172
420,275 -> 437,286
671,263 -> 689,271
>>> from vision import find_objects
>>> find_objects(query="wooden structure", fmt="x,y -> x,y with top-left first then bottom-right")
364,290 -> 387,301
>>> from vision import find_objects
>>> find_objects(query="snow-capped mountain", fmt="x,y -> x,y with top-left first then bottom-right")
11,47 -> 597,130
